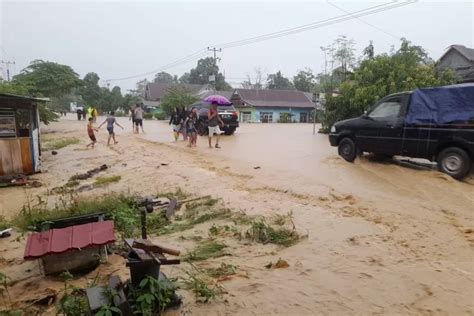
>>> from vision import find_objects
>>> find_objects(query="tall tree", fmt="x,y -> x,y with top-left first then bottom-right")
321,39 -> 455,131
179,72 -> 191,84
12,60 -> 82,124
363,40 -> 375,60
188,57 -> 231,90
159,88 -> 198,115
79,72 -> 101,107
293,68 -> 315,92
266,71 -> 294,90
241,68 -> 264,90
332,35 -> 356,78
153,72 -> 178,84
13,60 -> 82,97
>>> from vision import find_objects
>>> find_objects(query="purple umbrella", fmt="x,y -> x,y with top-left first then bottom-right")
203,95 -> 232,105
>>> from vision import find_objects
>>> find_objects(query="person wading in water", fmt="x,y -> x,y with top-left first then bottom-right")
208,101 -> 224,149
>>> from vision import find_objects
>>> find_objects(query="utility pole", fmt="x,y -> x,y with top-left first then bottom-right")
1,60 -> 15,81
207,47 -> 221,90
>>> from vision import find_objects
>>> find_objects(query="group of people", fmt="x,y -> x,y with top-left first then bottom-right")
169,101 -> 223,148
85,101 -> 224,149
77,106 -> 98,121
87,110 -> 124,148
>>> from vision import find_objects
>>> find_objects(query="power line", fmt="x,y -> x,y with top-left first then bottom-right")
106,1 -> 416,83
326,0 -> 401,40
213,0 -> 416,49
106,48 -> 210,82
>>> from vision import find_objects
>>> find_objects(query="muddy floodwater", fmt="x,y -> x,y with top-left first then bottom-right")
0,116 -> 473,315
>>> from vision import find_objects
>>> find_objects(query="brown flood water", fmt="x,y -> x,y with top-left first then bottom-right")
0,116 -> 473,315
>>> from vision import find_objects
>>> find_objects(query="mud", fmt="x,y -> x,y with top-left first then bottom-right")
0,115 -> 473,315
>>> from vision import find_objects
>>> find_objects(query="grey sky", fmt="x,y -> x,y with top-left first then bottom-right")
1,0 -> 473,91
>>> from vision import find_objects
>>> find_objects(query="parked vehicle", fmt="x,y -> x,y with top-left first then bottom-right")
191,102 -> 239,136
329,84 -> 474,179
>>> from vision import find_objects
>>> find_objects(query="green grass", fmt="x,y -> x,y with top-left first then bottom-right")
184,240 -> 230,262
245,218 -> 301,247
94,175 -> 121,186
0,215 -> 9,230
181,270 -> 224,303
203,263 -> 237,278
42,137 -> 80,150
12,193 -> 139,233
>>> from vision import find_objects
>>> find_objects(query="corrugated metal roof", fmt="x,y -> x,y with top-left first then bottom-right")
24,221 -> 116,259
233,89 -> 315,108
145,83 -> 209,100
0,93 -> 49,102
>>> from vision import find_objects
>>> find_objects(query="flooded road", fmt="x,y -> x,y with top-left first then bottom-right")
1,116 -> 473,315
139,119 -> 473,210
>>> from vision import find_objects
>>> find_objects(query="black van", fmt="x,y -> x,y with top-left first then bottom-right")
191,102 -> 239,136
328,84 -> 474,179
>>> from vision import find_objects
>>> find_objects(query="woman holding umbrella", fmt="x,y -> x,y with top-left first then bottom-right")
208,101 -> 224,148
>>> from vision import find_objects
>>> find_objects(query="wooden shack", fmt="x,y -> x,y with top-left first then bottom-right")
0,93 -> 44,176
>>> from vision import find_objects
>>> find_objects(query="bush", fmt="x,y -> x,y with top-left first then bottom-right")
143,113 -> 153,120
154,112 -> 167,120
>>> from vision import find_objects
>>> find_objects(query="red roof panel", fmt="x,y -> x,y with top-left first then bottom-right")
24,221 -> 116,259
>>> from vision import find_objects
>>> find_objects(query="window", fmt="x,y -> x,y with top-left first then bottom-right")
260,112 -> 273,123
241,112 -> 251,122
368,98 -> 402,120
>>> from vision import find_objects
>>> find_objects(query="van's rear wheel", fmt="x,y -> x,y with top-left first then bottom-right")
437,147 -> 471,180
338,137 -> 357,162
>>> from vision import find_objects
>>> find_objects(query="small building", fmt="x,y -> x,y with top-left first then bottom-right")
438,45 -> 474,83
0,93 -> 44,176
230,89 -> 315,123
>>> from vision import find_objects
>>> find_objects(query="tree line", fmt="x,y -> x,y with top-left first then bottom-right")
0,36 -> 457,127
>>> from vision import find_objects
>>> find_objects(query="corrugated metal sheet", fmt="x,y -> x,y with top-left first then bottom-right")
24,221 -> 116,259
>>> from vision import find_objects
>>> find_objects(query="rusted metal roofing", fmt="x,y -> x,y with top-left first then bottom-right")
24,221 -> 116,259
232,89 -> 315,108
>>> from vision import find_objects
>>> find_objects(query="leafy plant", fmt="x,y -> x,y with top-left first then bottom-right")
204,263 -> 237,278
245,218 -> 301,247
133,276 -> 177,314
57,271 -> 89,316
94,175 -> 122,186
154,112 -> 167,120
0,216 -> 9,231
181,270 -> 223,303
96,304 -> 122,316
0,272 -> 12,309
184,240 -> 229,262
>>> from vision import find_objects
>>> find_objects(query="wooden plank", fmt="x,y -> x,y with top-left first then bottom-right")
19,138 -> 33,174
133,239 -> 181,256
9,140 -> 23,174
0,140 -> 13,176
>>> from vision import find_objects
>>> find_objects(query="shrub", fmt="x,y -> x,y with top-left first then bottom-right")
143,113 -> 153,120
154,112 -> 167,120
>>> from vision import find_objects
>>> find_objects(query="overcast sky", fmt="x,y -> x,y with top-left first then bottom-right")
1,0 -> 473,91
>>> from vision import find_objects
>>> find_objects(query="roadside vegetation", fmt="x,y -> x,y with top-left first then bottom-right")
42,137 -> 80,150
94,175 -> 121,186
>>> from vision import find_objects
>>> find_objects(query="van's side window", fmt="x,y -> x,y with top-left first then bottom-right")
368,98 -> 402,120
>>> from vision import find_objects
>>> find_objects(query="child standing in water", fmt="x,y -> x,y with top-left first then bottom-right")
86,117 -> 98,148
98,111 -> 123,145
169,107 -> 182,142
184,108 -> 198,147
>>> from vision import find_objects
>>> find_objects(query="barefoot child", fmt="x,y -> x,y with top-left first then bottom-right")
184,108 -> 198,147
86,117 -> 98,148
98,111 -> 123,145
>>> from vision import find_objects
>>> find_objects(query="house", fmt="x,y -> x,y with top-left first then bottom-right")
144,83 -> 211,106
437,45 -> 474,83
0,93 -> 44,176
230,89 -> 316,123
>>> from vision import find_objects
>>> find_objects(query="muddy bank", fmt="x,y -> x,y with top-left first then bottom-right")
0,116 -> 473,315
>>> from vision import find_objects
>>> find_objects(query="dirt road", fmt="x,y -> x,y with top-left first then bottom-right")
0,116 -> 473,315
